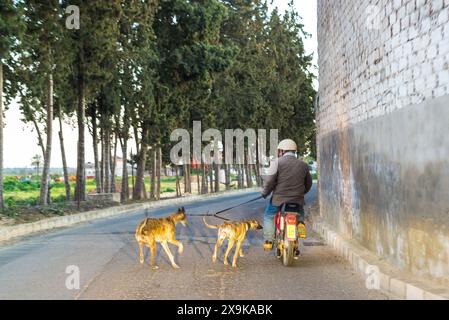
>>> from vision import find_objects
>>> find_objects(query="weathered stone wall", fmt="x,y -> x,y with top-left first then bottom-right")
317,0 -> 449,281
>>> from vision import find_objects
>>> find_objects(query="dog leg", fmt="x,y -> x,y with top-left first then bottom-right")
223,239 -> 235,266
239,248 -> 244,258
138,241 -> 144,264
213,237 -> 224,263
150,241 -> 159,269
169,239 -> 184,254
161,241 -> 180,269
232,241 -> 243,267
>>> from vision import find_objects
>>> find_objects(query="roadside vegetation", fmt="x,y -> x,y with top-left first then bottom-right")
3,176 -> 177,206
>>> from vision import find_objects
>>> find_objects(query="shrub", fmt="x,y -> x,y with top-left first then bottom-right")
5,197 -> 15,208
40,206 -> 65,216
52,194 -> 67,203
51,181 -> 65,188
3,179 -> 18,192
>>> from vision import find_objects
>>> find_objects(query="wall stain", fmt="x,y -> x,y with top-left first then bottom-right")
318,97 -> 449,282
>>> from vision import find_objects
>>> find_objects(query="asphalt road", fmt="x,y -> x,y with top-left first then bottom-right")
0,185 -> 388,300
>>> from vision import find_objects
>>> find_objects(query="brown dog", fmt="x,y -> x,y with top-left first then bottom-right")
203,217 -> 262,267
135,207 -> 187,269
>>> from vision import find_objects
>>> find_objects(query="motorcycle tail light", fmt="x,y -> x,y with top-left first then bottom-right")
285,213 -> 297,225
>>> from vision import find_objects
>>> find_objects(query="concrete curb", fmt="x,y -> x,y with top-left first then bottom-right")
0,187 -> 261,243
310,219 -> 449,300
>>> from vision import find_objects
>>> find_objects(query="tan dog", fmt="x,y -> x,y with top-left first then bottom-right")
135,207 -> 187,269
203,217 -> 262,267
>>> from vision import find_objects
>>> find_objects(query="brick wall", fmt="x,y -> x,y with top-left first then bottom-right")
317,0 -> 449,136
317,0 -> 449,281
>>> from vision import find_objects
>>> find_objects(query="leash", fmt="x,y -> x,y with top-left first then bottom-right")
187,195 -> 264,221
214,195 -> 264,215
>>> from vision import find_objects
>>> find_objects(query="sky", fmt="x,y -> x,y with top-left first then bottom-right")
3,0 -> 317,169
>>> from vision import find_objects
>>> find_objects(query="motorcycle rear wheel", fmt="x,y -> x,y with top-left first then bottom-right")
282,240 -> 295,266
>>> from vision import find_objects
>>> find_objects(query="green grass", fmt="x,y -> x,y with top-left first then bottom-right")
3,176 -> 178,207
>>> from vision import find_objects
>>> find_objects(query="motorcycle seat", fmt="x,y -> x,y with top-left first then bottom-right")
280,202 -> 303,214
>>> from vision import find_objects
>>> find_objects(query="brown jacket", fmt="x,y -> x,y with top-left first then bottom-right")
261,154 -> 313,206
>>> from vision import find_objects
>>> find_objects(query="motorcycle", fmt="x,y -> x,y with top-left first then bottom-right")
274,203 -> 306,266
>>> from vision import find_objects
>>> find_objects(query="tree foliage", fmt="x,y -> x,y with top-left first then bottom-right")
2,0 -> 316,206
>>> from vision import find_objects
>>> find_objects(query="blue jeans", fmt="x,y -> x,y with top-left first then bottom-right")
263,199 -> 280,242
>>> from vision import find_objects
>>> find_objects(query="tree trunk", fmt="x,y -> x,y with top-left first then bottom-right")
233,164 -> 241,189
100,130 -> 104,193
242,164 -> 248,188
150,148 -> 155,199
235,165 -> 240,189
201,163 -> 208,194
187,164 -> 192,193
39,73 -> 53,205
120,138 -> 128,203
225,164 -> 230,190
110,134 -> 117,193
255,139 -> 262,187
133,127 -> 147,200
133,126 -> 140,155
143,174 -> 148,199
75,67 -> 86,206
92,112 -> 101,193
103,128 -> 111,193
183,164 -> 188,194
175,166 -> 181,197
100,133 -> 105,192
246,163 -> 253,188
131,155 -> 135,199
246,148 -> 254,188
208,165 -> 214,193
58,116 -> 71,202
47,185 -> 51,205
243,164 -> 247,188
0,62 -> 4,211
238,165 -> 244,189
156,146 -> 161,200
250,164 -> 254,187
255,158 -> 262,187
31,117 -> 45,158
214,163 -> 220,193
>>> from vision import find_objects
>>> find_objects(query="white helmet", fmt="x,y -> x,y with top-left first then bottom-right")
277,139 -> 297,151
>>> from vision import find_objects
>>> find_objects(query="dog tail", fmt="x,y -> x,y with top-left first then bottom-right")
203,216 -> 218,229
135,218 -> 148,239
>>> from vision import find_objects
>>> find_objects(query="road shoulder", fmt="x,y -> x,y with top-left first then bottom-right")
308,203 -> 449,300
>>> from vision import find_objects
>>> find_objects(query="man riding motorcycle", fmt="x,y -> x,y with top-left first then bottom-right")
261,139 -> 313,256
